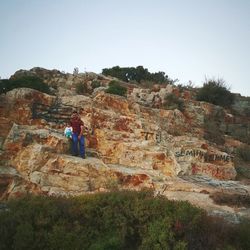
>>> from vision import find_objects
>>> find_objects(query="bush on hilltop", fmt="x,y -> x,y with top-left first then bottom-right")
196,78 -> 234,108
0,75 -> 51,94
102,65 -> 174,85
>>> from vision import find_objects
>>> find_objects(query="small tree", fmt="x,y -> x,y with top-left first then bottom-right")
196,78 -> 234,108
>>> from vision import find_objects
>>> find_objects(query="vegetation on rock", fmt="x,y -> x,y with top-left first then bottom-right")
164,93 -> 184,111
234,145 -> 250,180
0,75 -> 51,94
106,80 -> 127,97
91,80 -> 101,89
203,107 -> 225,145
210,191 -> 250,208
196,78 -> 234,108
76,82 -> 89,95
236,145 -> 250,162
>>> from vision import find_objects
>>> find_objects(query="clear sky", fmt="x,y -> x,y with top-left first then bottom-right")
1,0 -> 250,96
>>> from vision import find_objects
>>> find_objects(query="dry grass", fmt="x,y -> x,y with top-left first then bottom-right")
210,192 -> 250,208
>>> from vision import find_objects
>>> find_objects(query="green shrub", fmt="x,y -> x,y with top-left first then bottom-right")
0,191 -> 249,250
76,81 -> 101,95
0,76 -> 50,94
105,81 -> 127,97
91,80 -> 101,89
164,93 -> 184,111
233,131 -> 250,145
196,79 -> 234,108
203,107 -> 225,145
235,220 -> 250,250
236,145 -> 250,162
204,120 -> 225,145
75,82 -> 88,94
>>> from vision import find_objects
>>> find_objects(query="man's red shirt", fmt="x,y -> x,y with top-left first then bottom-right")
70,118 -> 84,134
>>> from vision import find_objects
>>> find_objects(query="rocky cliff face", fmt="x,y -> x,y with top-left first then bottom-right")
1,67 -> 250,222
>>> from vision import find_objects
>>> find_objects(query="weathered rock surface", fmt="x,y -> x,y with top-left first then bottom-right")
161,175 -> 250,222
1,67 -> 250,222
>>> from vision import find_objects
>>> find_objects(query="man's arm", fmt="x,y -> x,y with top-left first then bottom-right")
78,120 -> 84,139
79,125 -> 84,136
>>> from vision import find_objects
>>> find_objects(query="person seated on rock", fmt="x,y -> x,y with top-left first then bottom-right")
70,110 -> 86,159
64,122 -> 73,139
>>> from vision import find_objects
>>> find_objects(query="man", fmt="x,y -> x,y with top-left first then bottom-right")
70,110 -> 86,159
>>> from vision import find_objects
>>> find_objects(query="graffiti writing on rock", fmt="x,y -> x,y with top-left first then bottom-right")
141,131 -> 161,143
175,149 -> 234,162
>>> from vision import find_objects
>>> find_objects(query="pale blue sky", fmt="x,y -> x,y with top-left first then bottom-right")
1,0 -> 250,96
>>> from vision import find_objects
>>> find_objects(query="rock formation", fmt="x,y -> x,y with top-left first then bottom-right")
1,67 -> 250,222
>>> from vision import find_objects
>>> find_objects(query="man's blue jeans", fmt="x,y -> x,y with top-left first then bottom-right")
72,133 -> 85,157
